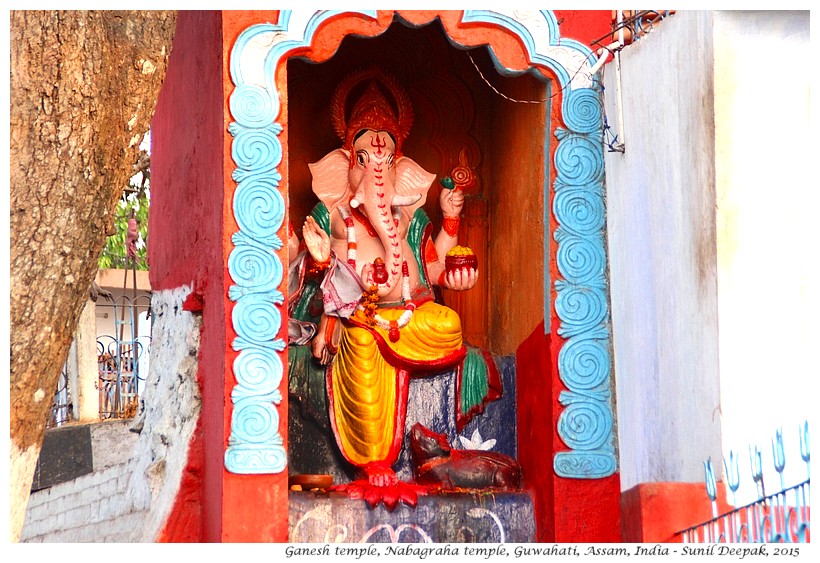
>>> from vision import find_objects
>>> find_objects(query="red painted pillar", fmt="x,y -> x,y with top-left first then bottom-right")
516,322 -> 556,540
150,10 -> 225,542
548,324 -> 621,543
515,20 -> 621,535
516,325 -> 621,542
150,10 -> 288,542
220,10 -> 288,542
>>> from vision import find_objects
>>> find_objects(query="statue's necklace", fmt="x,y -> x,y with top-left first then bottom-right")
338,205 -> 414,342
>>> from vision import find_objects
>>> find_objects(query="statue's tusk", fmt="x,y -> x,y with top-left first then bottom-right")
350,187 -> 365,208
391,194 -> 422,207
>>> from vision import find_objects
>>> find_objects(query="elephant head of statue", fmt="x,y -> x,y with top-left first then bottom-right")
309,68 -> 435,296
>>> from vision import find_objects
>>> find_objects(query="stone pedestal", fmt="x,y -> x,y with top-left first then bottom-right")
289,490 -> 535,543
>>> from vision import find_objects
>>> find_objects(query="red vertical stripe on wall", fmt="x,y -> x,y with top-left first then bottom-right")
151,10 -> 225,542
516,321 -> 556,541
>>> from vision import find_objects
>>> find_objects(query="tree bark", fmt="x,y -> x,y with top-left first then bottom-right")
9,10 -> 176,542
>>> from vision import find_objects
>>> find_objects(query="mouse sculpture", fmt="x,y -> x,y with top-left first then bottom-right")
410,423 -> 522,491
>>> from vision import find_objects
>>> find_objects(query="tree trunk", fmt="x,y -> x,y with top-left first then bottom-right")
9,10 -> 176,542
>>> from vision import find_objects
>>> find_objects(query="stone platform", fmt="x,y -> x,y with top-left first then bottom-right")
289,490 -> 534,543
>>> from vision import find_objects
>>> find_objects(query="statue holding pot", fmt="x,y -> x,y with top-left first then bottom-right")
288,68 -> 482,508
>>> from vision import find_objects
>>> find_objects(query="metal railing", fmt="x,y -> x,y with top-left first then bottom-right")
681,423 -> 811,543
46,362 -> 72,429
591,10 -> 675,50
97,294 -> 151,419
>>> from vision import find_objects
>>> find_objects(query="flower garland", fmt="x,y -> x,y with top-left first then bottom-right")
339,205 -> 415,342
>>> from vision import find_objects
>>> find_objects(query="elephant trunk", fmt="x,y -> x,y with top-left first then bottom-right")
360,177 -> 404,298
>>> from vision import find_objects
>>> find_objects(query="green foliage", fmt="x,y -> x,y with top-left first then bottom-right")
98,182 -> 150,271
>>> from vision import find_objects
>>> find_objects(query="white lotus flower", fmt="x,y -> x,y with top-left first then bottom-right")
458,429 -> 496,451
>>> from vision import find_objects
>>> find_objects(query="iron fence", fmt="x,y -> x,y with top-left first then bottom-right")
680,423 -> 811,543
97,294 -> 151,419
46,362 -> 72,429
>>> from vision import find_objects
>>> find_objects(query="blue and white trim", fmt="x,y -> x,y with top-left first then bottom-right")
225,10 -> 376,474
551,94 -> 615,478
225,10 -> 615,478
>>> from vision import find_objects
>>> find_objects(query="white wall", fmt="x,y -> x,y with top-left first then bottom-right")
604,11 -> 722,490
76,299 -> 100,421
712,10 -> 813,503
605,10 -> 813,496
22,286 -> 202,542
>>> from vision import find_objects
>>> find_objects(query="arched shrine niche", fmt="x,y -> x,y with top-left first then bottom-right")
226,10 -> 616,538
287,17 -> 549,354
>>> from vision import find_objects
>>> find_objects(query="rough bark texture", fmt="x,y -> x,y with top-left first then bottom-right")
9,10 -> 177,542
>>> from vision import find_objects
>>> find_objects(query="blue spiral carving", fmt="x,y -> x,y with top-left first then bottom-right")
553,96 -> 615,478
563,88 -> 602,134
233,348 -> 283,397
230,84 -> 277,129
558,335 -> 610,391
232,295 -> 282,344
554,231 -> 605,286
225,443 -> 287,474
554,451 -> 617,479
227,243 -> 282,295
230,397 -> 281,444
554,282 -> 608,338
233,175 -> 286,243
231,127 -> 283,174
553,186 -> 605,236
556,398 -> 612,451
554,131 -> 604,187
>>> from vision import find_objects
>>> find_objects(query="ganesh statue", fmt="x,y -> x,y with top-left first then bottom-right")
288,68 -> 496,509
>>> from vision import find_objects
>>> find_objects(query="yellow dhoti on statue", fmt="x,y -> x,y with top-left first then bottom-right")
328,301 -> 465,467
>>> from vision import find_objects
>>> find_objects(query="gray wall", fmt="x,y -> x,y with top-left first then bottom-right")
603,11 -> 722,489
604,10 -> 812,493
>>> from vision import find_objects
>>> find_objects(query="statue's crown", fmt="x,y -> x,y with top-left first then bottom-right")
331,68 -> 414,155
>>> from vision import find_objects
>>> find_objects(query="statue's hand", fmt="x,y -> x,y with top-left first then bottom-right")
359,262 -> 375,287
310,336 -> 333,365
302,216 -> 330,263
439,187 -> 464,218
444,267 -> 478,291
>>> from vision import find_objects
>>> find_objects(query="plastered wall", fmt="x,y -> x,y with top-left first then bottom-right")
604,10 -> 812,493
603,11 -> 722,489
712,10 -> 812,502
21,287 -> 202,542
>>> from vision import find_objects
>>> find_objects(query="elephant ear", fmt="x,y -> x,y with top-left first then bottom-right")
309,149 -> 352,213
395,156 -> 435,214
